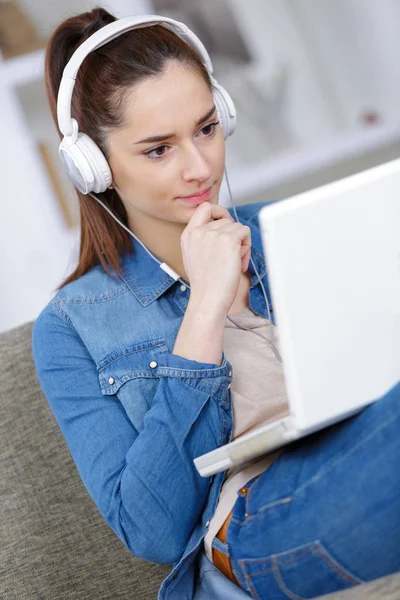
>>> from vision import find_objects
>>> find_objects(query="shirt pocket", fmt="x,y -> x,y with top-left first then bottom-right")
97,337 -> 169,431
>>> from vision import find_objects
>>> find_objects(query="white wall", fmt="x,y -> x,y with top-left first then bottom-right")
18,0 -> 153,37
229,0 -> 340,145
0,80 -> 78,333
289,0 -> 400,128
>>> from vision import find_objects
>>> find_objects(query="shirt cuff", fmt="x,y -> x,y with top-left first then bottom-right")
156,350 -> 232,379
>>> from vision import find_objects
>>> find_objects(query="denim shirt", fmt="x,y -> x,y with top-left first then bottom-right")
32,200 -> 278,599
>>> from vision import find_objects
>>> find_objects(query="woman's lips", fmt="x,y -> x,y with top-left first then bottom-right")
178,185 -> 213,205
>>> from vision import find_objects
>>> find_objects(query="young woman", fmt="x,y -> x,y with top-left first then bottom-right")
32,8 -> 400,600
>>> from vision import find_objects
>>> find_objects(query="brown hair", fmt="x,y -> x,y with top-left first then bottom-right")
45,7 -> 212,290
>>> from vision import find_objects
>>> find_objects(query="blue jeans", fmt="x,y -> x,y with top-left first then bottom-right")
215,380 -> 400,599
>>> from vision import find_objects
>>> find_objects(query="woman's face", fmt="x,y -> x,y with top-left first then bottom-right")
107,60 -> 226,230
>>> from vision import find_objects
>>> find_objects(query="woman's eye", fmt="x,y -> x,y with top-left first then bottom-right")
143,121 -> 220,160
143,145 -> 168,160
201,121 -> 218,136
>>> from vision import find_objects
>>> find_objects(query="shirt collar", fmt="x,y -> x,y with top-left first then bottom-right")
117,210 -> 267,307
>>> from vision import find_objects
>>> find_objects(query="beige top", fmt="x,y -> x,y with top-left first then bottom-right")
203,306 -> 289,562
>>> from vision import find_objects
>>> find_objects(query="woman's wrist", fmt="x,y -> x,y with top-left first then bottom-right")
172,298 -> 226,366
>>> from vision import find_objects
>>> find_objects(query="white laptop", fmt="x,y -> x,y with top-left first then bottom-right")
194,157 -> 400,477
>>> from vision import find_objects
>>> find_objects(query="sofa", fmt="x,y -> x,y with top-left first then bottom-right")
1,321 -> 399,599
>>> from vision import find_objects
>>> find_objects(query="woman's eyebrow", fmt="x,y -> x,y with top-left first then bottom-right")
134,105 -> 217,145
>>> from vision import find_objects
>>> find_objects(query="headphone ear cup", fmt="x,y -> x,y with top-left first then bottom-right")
211,79 -> 237,140
59,133 -> 112,194
75,134 -> 112,193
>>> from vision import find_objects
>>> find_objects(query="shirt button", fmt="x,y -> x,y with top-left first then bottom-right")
205,520 -> 210,527
228,371 -> 232,377
149,361 -> 158,369
108,377 -> 115,385
180,284 -> 187,292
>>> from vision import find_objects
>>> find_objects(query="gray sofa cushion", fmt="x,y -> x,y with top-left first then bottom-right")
0,322 -> 171,600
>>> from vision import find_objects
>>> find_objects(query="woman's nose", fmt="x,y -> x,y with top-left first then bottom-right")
181,145 -> 212,182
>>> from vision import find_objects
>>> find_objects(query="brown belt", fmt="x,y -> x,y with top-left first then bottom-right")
212,508 -> 240,586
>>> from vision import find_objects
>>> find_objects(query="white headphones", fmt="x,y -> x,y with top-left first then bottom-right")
56,14 -> 237,195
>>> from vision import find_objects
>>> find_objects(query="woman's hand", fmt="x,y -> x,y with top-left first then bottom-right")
180,202 -> 252,315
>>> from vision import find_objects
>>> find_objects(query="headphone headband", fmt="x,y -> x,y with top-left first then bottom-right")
57,15 -> 214,137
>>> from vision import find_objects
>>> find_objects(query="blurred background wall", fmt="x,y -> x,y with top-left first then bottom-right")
1,0 -> 400,332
